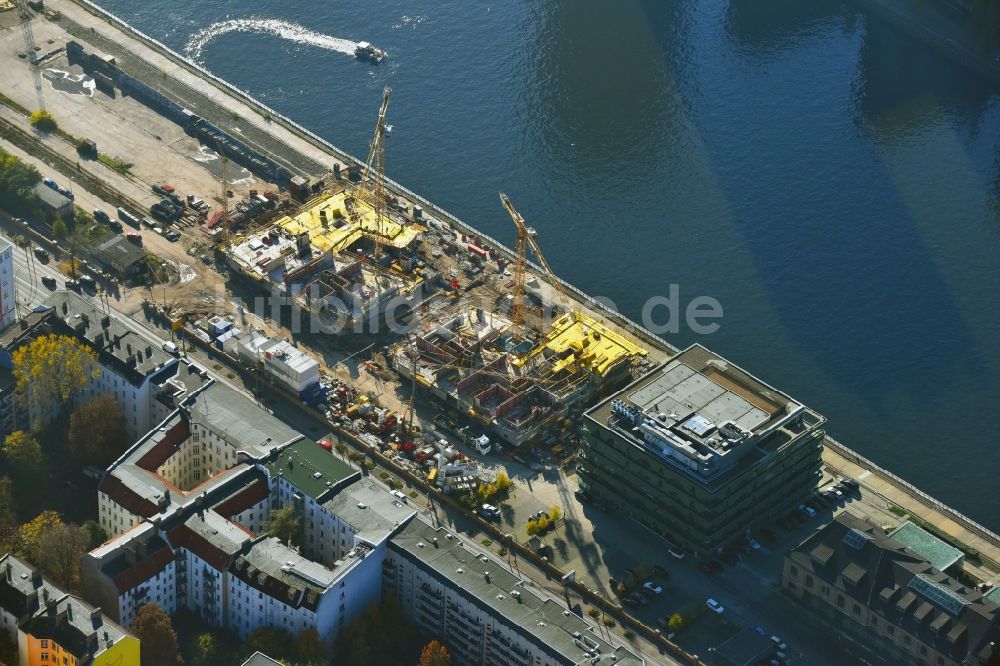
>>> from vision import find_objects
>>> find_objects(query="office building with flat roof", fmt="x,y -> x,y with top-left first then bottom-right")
579,344 -> 826,554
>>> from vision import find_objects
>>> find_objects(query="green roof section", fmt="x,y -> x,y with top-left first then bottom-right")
266,439 -> 359,501
890,521 -> 964,572
984,586 -> 1000,606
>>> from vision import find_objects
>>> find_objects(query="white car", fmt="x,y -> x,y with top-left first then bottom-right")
389,489 -> 407,502
643,581 -> 662,595
706,598 -> 725,614
770,635 -> 787,650
162,340 -> 179,355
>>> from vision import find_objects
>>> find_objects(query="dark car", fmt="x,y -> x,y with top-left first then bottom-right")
33,247 -> 50,261
41,275 -> 57,289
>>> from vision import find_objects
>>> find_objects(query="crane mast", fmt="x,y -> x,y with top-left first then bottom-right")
499,193 -> 571,327
15,0 -> 45,111
356,87 -> 392,259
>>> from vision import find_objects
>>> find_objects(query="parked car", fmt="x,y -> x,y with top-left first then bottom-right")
41,275 -> 56,289
799,504 -> 816,517
65,278 -> 80,291
643,581 -> 662,595
706,598 -> 725,614
162,340 -> 179,355
43,177 -> 59,191
165,230 -> 181,242
33,247 -> 49,260
770,635 -> 787,650
747,538 -> 761,551
478,503 -> 500,520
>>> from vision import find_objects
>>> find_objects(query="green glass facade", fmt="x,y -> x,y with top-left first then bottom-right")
578,350 -> 826,556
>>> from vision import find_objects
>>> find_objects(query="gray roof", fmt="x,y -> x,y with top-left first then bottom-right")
33,182 -> 72,211
241,653 -> 284,666
44,290 -> 176,385
91,233 -> 145,271
390,518 -> 645,665
321,480 -> 415,546
788,513 -> 1000,663
184,381 -> 302,460
0,554 -> 133,658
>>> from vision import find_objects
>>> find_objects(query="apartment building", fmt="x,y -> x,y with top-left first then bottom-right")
82,377 -> 414,648
42,292 -> 180,439
0,554 -> 139,666
0,236 -> 14,332
383,518 -> 645,666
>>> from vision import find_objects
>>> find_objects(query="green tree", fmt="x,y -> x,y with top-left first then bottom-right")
18,510 -> 63,562
129,604 -> 181,666
0,476 -> 17,552
34,522 -> 88,589
667,613 -> 684,632
28,110 -> 57,132
68,392 -> 126,466
294,627 -> 324,663
81,520 -> 108,550
246,627 -> 291,661
264,506 -> 300,548
191,633 -> 217,666
418,640 -> 451,666
12,334 -> 99,428
52,217 -> 68,239
2,430 -> 44,477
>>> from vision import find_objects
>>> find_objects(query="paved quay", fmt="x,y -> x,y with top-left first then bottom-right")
823,438 -> 1000,573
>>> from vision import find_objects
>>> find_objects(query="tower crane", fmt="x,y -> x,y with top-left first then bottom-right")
15,0 -> 45,111
355,87 -> 393,259
499,193 -> 573,327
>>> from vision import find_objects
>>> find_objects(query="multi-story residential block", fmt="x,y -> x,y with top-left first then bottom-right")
82,376 -> 415,649
383,518 -> 645,666
42,291 -> 180,439
579,344 -> 826,554
0,236 -> 14,332
0,554 -> 140,666
783,512 -> 1000,665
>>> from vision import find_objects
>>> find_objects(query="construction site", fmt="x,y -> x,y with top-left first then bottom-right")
0,0 -> 669,461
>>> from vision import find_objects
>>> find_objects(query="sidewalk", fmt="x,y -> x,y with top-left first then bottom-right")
823,441 -> 1000,574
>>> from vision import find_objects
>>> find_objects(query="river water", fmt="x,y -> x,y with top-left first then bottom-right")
94,0 -> 1000,528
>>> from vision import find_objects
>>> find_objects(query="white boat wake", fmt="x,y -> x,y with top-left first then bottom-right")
184,18 -> 361,63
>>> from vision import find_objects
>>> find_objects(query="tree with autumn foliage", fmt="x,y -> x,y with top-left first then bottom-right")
17,511 -> 89,589
12,334 -> 99,429
294,627 -> 325,663
130,604 -> 181,666
418,640 -> 451,666
68,392 -> 127,466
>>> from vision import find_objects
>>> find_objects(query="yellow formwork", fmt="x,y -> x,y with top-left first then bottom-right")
520,312 -> 647,377
275,190 -> 420,253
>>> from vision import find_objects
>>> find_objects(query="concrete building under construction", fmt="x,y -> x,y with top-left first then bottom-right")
391,308 -> 648,447
227,189 -> 431,327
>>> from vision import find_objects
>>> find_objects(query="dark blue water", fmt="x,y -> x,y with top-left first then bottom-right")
96,0 -> 1000,528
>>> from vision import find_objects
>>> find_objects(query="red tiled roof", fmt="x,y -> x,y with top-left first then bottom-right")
168,525 -> 231,571
136,419 -> 191,471
113,546 -> 173,593
212,476 -> 269,518
98,475 -> 159,518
